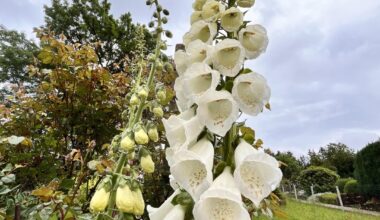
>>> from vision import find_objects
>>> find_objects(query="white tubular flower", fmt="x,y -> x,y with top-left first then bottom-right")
221,7 -> 244,32
163,205 -> 186,220
183,63 -> 220,105
201,0 -> 225,22
238,24 -> 268,59
237,0 -> 255,8
187,39 -> 214,65
193,167 -> 251,220
197,90 -> 239,136
162,108 -> 204,151
191,11 -> 203,24
174,76 -> 192,112
193,0 -> 207,11
232,71 -> 271,116
213,39 -> 245,77
234,140 -> 283,207
183,20 -> 217,47
148,189 -> 180,219
170,138 -> 214,201
174,50 -> 188,75
169,175 -> 180,190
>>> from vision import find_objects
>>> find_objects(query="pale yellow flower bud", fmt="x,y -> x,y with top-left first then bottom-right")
237,0 -> 255,8
138,87 -> 148,99
141,154 -> 155,174
152,106 -> 164,118
133,188 -> 145,216
134,129 -> 149,145
148,127 -> 159,142
116,185 -> 134,213
120,135 -> 135,151
90,188 -> 110,212
156,90 -> 166,102
130,94 -> 140,105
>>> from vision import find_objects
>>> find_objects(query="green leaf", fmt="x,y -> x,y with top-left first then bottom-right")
1,174 -> 15,184
240,68 -> 253,74
59,178 -> 75,191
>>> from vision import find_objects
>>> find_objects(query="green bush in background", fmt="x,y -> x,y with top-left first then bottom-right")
336,177 -> 354,192
344,179 -> 359,194
319,193 -> 338,205
354,140 -> 380,198
298,166 -> 339,195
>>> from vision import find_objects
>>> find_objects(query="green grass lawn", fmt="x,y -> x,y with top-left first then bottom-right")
257,199 -> 379,220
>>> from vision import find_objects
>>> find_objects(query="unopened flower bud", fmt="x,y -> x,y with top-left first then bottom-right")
128,151 -> 135,160
156,90 -> 166,102
148,21 -> 155,28
90,188 -> 110,212
153,106 -> 164,118
132,188 -> 145,215
145,0 -> 152,5
156,5 -> 162,12
156,26 -> 163,33
148,126 -> 159,142
163,9 -> 170,16
162,17 -> 168,24
164,62 -> 174,73
134,128 -> 149,145
156,61 -> 163,71
153,12 -> 159,18
165,30 -> 173,38
137,87 -> 148,99
120,134 -> 135,151
116,184 -> 134,213
141,154 -> 155,174
130,94 -> 140,105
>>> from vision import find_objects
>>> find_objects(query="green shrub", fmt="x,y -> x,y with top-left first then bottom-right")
344,179 -> 359,194
336,178 -> 354,192
319,193 -> 338,205
354,141 -> 380,197
298,166 -> 339,195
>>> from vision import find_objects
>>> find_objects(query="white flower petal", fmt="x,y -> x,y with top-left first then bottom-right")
193,0 -> 207,11
232,71 -> 271,116
174,50 -> 189,75
170,138 -> 214,201
197,90 -> 239,136
201,0 -> 226,22
148,189 -> 181,220
191,11 -> 203,24
234,140 -> 283,207
162,108 -> 204,151
238,24 -> 268,59
174,76 -> 192,112
221,7 -> 244,32
213,39 -> 245,77
187,39 -> 214,65
183,20 -> 217,47
163,205 -> 186,220
183,63 -> 220,105
193,167 -> 250,220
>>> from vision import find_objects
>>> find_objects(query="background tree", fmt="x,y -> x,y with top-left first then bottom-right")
275,151 -> 302,182
42,0 -> 156,73
308,143 -> 356,177
0,25 -> 39,99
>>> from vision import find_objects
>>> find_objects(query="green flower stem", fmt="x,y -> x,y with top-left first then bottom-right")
225,123 -> 237,167
228,0 -> 237,8
105,4 -> 163,216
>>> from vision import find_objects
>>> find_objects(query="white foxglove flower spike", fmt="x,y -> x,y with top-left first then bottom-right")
191,11 -> 203,24
193,167 -> 251,220
193,0 -> 207,11
162,108 -> 203,155
239,24 -> 269,59
213,39 -> 245,77
221,7 -> 244,32
187,39 -> 214,65
234,140 -> 283,207
201,0 -> 226,22
174,76 -> 191,112
183,20 -> 217,47
232,71 -> 271,116
148,189 -> 182,220
170,138 -> 214,201
197,90 -> 239,136
183,62 -> 220,105
174,50 -> 188,75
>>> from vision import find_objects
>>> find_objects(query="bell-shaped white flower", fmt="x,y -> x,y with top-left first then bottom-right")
193,0 -> 207,11
174,50 -> 188,75
234,140 -> 283,207
187,39 -> 214,65
162,108 -> 203,151
238,24 -> 268,59
174,76 -> 191,112
213,39 -> 245,77
191,11 -> 203,24
232,71 -> 271,116
183,63 -> 220,105
237,0 -> 255,8
221,7 -> 244,32
193,167 -> 250,220
197,90 -> 239,136
201,0 -> 226,22
170,138 -> 214,201
148,189 -> 183,220
183,20 -> 217,47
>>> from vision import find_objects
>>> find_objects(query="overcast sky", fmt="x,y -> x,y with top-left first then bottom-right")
1,0 -> 379,155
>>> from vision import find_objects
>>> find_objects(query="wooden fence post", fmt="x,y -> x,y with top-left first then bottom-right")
336,186 -> 344,207
293,184 -> 298,200
282,185 -> 285,193
311,184 -> 314,195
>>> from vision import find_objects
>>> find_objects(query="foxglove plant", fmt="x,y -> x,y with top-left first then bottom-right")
160,0 -> 283,219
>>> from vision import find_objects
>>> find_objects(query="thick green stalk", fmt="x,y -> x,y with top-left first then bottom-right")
105,8 -> 163,216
